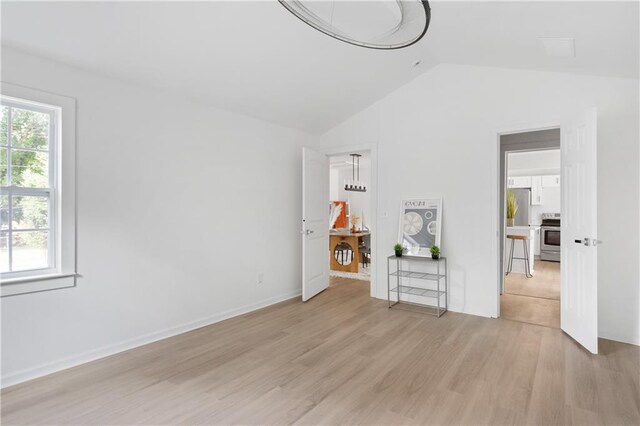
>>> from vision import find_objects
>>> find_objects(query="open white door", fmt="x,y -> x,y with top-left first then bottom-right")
302,147 -> 329,301
561,107 -> 599,354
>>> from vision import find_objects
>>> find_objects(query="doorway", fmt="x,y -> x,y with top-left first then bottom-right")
499,130 -> 561,328
493,109 -> 599,353
328,151 -> 372,289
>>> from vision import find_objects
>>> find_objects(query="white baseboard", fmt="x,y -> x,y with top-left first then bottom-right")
1,289 -> 302,388
599,329 -> 640,347
373,293 -> 464,315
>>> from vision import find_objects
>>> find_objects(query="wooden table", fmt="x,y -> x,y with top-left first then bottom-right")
330,231 -> 370,273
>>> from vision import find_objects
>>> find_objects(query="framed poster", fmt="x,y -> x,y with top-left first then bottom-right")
398,198 -> 442,257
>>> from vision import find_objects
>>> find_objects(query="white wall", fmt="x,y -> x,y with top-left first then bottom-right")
318,64 -> 640,345
0,48 -> 317,385
329,168 -> 340,201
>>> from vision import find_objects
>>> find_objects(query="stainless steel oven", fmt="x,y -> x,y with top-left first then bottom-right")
540,213 -> 561,262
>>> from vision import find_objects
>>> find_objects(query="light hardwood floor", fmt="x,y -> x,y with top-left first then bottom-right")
505,260 -> 560,300
500,293 -> 560,328
501,260 -> 561,328
2,277 -> 639,425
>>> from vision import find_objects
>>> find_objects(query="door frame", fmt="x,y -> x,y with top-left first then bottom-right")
321,143 -> 378,299
494,120 -> 561,318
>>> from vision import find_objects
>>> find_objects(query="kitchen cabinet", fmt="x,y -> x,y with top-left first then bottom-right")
507,176 -> 532,188
542,175 -> 560,188
531,176 -> 542,205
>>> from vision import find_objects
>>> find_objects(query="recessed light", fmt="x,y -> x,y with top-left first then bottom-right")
539,37 -> 575,57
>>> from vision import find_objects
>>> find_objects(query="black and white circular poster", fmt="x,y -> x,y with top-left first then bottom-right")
399,199 -> 442,256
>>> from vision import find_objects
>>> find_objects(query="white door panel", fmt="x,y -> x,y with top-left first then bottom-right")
302,147 -> 329,301
561,107 -> 598,354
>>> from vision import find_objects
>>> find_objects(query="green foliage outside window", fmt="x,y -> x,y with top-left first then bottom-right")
1,106 -> 50,258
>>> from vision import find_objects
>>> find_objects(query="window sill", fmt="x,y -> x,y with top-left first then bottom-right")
1,273 -> 77,297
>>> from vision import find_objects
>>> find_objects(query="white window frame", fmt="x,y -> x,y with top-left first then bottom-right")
2,98 -> 58,277
1,83 -> 77,296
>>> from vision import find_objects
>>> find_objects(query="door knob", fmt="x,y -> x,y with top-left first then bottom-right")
574,238 -> 602,246
306,229 -> 314,235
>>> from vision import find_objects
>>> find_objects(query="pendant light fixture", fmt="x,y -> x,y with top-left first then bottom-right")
345,154 -> 366,192
279,0 -> 431,50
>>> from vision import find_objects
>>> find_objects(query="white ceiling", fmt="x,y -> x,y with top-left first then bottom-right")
2,1 -> 638,134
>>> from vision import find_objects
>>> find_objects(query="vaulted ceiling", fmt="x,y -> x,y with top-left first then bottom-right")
2,1 -> 638,134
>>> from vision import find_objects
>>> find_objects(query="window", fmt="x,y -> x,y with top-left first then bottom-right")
1,100 -> 57,275
0,83 -> 76,296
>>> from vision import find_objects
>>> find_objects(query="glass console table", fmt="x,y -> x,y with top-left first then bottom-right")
387,255 -> 448,317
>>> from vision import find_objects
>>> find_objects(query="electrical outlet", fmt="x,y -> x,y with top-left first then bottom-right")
257,272 -> 264,284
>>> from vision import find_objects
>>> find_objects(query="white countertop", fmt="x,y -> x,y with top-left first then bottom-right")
507,225 -> 541,231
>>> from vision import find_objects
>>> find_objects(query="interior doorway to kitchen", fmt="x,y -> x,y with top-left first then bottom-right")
499,129 -> 561,328
328,151 -> 372,287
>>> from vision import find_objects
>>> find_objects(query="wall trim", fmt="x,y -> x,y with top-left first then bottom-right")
373,293 -> 466,316
1,289 -> 302,388
599,328 -> 640,347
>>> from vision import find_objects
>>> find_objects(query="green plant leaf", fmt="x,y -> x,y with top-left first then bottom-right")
507,191 -> 519,219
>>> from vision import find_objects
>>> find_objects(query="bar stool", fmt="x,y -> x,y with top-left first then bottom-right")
361,248 -> 371,267
506,234 -> 533,278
